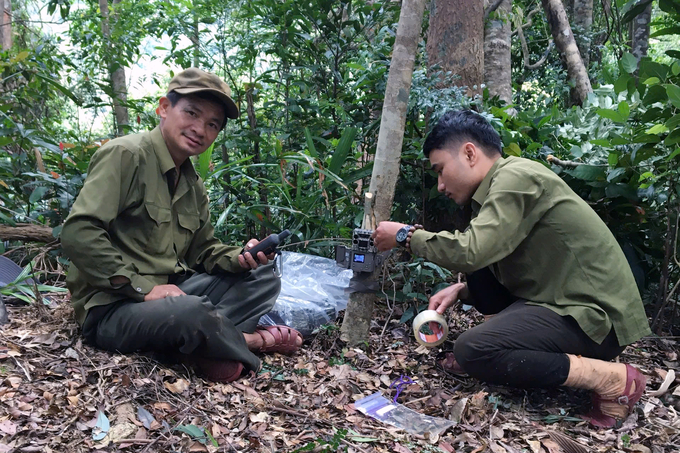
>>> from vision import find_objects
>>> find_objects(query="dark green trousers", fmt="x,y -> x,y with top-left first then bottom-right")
82,265 -> 280,371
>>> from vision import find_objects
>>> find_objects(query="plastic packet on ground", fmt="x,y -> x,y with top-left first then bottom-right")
354,392 -> 455,436
258,252 -> 353,336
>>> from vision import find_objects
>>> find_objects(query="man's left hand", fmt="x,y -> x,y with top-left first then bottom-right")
372,221 -> 408,251
238,238 -> 276,269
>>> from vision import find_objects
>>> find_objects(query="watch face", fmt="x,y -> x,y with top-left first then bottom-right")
396,227 -> 409,243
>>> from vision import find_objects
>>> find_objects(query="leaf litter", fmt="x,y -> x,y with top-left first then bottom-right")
0,295 -> 676,452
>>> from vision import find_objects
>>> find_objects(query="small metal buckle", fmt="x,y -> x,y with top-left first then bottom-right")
617,395 -> 629,405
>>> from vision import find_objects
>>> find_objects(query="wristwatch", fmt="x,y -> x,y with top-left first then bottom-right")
396,225 -> 413,247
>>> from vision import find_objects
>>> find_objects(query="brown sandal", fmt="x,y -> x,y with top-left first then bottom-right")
255,325 -> 302,355
586,364 -> 647,428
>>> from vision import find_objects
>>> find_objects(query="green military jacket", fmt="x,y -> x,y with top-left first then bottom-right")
62,127 -> 245,326
410,156 -> 651,346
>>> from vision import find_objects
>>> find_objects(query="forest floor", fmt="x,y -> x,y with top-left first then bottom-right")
0,295 -> 678,453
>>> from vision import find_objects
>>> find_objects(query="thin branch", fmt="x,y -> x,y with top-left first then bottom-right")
511,7 -> 541,37
484,0 -> 505,21
547,155 -> 585,168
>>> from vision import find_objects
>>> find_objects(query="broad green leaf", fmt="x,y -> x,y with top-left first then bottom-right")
618,101 -> 630,118
622,0 -> 653,24
646,124 -> 669,134
591,139 -> 611,147
673,62 -> 680,76
596,108 -> 627,123
328,127 -> 357,176
643,85 -> 668,104
11,51 -> 29,63
666,84 -> 680,109
608,153 -> 619,166
666,113 -> 680,129
621,53 -> 638,74
29,186 -> 49,203
503,142 -> 522,157
639,171 -> 654,182
175,424 -> 209,444
607,167 -> 626,182
639,59 -> 669,82
666,129 -> 680,146
642,77 -> 660,85
570,165 -> 606,181
667,148 -> 680,161
650,26 -> 680,38
605,183 -> 638,200
614,74 -> 631,94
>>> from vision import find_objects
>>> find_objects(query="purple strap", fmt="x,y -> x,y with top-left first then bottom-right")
389,375 -> 415,403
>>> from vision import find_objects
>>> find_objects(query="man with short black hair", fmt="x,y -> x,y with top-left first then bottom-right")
62,68 -> 302,383
372,109 -> 650,428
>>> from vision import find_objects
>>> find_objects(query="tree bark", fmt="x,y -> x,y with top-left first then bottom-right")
427,0 -> 484,95
0,224 -> 56,243
573,0 -> 593,69
99,0 -> 129,136
484,0 -> 512,106
541,0 -> 592,105
630,1 -> 652,63
340,0 -> 427,346
0,0 -> 11,50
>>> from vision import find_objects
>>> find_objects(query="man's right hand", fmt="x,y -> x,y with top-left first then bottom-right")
144,284 -> 186,301
428,282 -> 468,314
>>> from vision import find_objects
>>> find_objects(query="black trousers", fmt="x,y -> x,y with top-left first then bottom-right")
453,267 -> 625,388
82,265 -> 280,372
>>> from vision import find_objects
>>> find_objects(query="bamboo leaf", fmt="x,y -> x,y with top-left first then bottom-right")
328,127 -> 357,176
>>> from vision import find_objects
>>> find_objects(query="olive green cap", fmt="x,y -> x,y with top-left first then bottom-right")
166,68 -> 239,119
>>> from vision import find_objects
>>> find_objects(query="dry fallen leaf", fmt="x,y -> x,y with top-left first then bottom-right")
527,439 -> 542,453
164,378 -> 190,394
541,439 -> 564,453
649,369 -> 675,397
249,412 -> 269,423
0,420 -> 17,435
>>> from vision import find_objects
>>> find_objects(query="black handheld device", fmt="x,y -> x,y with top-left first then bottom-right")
243,229 -> 291,262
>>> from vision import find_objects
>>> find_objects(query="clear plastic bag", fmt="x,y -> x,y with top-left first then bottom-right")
258,252 -> 353,336
354,392 -> 455,436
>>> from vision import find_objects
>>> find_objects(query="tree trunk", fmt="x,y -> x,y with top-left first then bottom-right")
630,1 -> 652,64
99,0 -> 129,136
340,0 -> 427,346
541,0 -> 592,105
192,3 -> 200,67
0,0 -> 11,50
484,0 -> 512,106
0,224 -> 56,243
427,0 -> 484,95
572,0 -> 593,69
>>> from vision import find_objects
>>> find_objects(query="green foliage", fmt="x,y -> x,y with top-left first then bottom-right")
0,261 -> 68,304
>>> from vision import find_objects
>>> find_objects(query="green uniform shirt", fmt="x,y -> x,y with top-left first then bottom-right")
410,156 -> 651,346
62,127 -> 246,326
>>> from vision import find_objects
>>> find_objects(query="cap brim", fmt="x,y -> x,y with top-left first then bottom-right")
171,87 -> 239,119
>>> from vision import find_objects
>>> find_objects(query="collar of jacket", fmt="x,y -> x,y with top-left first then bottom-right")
150,126 -> 199,183
471,156 -> 505,211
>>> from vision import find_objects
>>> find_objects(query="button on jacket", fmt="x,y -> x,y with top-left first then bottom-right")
410,156 -> 651,346
62,127 -> 245,326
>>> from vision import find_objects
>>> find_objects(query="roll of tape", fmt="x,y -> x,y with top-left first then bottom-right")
412,310 -> 449,347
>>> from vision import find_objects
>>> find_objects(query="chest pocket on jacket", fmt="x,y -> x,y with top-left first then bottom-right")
177,211 -> 200,258
144,202 -> 173,254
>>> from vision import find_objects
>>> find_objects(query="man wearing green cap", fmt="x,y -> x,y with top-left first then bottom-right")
61,68 -> 302,382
